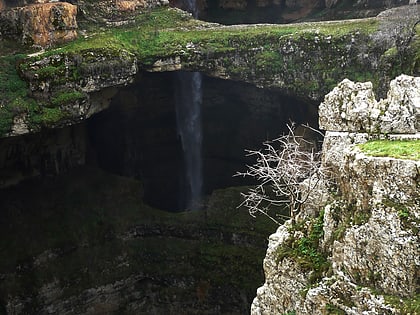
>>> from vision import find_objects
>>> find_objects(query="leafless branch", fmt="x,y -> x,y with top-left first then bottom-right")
236,124 -> 326,224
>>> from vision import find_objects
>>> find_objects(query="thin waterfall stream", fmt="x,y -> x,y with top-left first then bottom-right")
175,71 -> 203,210
174,0 -> 203,210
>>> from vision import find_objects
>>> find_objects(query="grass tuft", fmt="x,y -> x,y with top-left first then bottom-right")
358,140 -> 420,161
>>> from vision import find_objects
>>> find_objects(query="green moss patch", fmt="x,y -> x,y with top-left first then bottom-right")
276,211 -> 330,284
0,55 -> 36,136
384,293 -> 420,314
358,140 -> 420,160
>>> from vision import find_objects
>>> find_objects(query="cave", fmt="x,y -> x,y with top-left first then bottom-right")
0,71 -> 319,313
86,71 -> 319,211
0,71 -> 319,211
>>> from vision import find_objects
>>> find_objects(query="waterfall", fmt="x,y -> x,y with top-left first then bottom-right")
184,0 -> 199,18
175,0 -> 202,210
175,71 -> 203,210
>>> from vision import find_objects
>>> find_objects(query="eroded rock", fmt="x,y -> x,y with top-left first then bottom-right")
319,79 -> 378,132
252,75 -> 420,314
319,75 -> 420,134
0,2 -> 78,47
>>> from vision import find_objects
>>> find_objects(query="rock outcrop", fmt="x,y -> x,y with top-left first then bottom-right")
0,2 -> 78,46
319,75 -> 420,134
252,75 -> 420,314
4,5 -> 415,138
78,0 -> 169,25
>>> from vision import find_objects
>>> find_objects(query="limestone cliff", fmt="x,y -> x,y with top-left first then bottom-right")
0,2 -> 78,47
251,74 -> 419,314
1,5 -> 416,138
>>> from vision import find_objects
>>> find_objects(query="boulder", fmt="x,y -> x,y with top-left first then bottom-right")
0,2 -> 77,47
319,75 -> 420,134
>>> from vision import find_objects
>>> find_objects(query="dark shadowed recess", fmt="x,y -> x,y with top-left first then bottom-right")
87,71 -> 319,211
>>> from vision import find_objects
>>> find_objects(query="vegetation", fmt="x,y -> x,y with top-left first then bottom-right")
4,6 -> 418,135
0,54 -> 85,136
358,140 -> 420,160
384,293 -> 420,314
49,7 -> 378,60
325,303 -> 346,314
0,54 -> 37,136
276,210 -> 330,284
50,91 -> 85,106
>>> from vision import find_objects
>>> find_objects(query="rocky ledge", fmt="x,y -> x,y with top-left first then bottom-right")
0,5 -> 418,137
251,74 -> 419,314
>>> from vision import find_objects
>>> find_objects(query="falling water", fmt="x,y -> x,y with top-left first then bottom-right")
175,71 -> 203,210
175,0 -> 203,210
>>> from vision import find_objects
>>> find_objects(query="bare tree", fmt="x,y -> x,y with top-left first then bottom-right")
237,124 -> 326,225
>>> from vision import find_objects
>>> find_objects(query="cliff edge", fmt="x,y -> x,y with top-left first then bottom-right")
251,74 -> 420,314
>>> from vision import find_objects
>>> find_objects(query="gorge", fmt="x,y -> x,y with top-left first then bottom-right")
0,0 -> 419,314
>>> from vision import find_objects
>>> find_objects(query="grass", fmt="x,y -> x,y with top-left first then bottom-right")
384,293 -> 420,314
38,7 -> 378,65
358,140 -> 420,160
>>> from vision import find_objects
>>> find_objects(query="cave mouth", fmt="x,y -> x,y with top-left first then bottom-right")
87,71 -> 319,212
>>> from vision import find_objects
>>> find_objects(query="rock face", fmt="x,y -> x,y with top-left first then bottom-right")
0,5 -> 418,139
78,0 -> 169,24
0,2 -> 78,46
319,75 -> 420,134
12,5 -> 417,138
252,75 -> 420,314
0,123 -> 87,188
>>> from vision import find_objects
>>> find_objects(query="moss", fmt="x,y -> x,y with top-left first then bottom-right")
255,50 -> 284,74
276,211 -> 330,284
383,293 -> 420,314
29,107 -> 68,125
0,54 -> 36,136
26,7 -> 379,76
358,140 -> 420,160
33,64 -> 66,80
50,91 -> 85,106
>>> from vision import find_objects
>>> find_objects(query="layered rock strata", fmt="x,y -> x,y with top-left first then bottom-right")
252,74 -> 420,314
9,5 -> 417,138
0,2 -> 78,46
